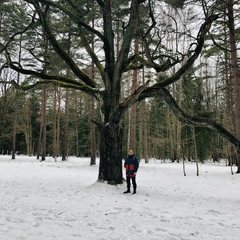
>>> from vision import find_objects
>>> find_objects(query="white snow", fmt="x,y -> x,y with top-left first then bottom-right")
0,155 -> 239,240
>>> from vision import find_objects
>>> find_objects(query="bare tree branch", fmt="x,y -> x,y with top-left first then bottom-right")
10,78 -> 101,100
150,14 -> 218,87
160,88 -> 240,152
4,48 -> 100,99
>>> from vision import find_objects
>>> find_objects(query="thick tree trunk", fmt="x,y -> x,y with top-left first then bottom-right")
98,123 -> 123,184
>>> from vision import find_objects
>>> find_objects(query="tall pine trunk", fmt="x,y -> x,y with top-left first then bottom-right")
227,0 -> 240,172
12,35 -> 22,159
62,88 -> 69,161
53,87 -> 58,158
41,84 -> 47,161
129,38 -> 139,152
141,67 -> 149,163
90,7 -> 96,166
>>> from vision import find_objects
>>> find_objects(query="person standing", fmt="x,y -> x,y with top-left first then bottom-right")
124,150 -> 139,194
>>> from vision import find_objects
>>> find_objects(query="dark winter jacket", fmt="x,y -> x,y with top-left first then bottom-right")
124,154 -> 139,177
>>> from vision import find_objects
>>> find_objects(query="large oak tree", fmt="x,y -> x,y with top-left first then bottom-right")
2,0 -> 239,182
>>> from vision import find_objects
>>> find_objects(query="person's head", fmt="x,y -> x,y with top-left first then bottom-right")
128,150 -> 134,156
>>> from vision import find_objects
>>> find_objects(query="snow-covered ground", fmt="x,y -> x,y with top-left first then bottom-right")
0,155 -> 239,240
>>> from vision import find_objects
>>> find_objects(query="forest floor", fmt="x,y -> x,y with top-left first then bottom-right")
0,155 -> 239,240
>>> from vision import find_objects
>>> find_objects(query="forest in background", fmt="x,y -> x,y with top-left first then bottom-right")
0,0 -> 240,170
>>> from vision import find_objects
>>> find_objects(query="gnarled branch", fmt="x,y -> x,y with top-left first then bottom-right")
160,88 -> 240,152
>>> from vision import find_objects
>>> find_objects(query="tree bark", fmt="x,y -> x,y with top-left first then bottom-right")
89,95 -> 96,165
12,35 -> 22,159
11,86 -> 18,160
227,0 -> 240,172
53,87 -> 58,158
98,123 -> 123,184
41,84 -> 47,161
129,38 -> 139,152
62,88 -> 69,161
142,100 -> 149,163
90,7 -> 96,165
62,32 -> 72,161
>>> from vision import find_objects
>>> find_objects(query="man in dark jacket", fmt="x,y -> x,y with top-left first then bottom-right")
124,150 -> 139,194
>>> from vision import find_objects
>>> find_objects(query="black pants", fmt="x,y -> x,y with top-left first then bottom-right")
126,176 -> 137,192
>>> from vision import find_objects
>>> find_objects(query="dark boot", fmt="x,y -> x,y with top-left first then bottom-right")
124,189 -> 130,194
133,179 -> 137,194
124,177 -> 131,194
